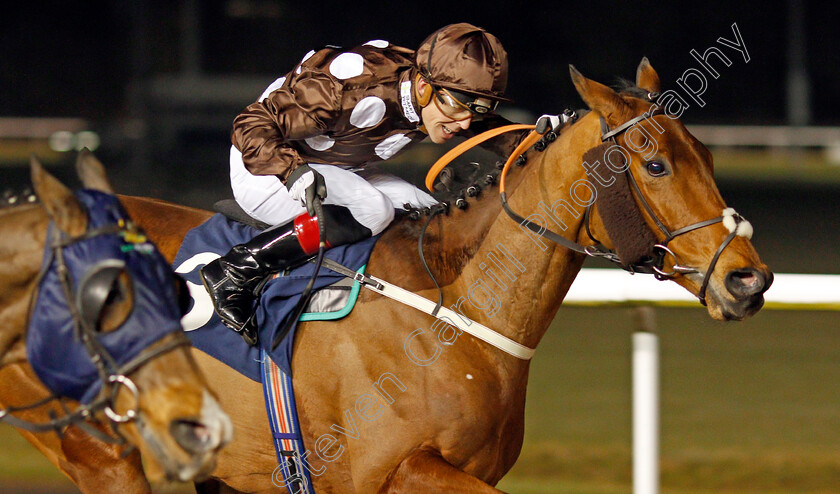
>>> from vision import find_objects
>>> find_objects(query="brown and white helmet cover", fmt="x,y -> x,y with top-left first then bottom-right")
416,23 -> 512,103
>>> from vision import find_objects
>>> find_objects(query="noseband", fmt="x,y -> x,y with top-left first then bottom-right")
0,191 -> 189,443
500,102 -> 753,305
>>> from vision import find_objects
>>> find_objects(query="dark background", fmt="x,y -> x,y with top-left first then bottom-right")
1,1 -> 833,124
2,0 -> 838,276
3,1 -> 835,118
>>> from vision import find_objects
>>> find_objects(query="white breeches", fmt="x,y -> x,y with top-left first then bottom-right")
229,146 -> 438,235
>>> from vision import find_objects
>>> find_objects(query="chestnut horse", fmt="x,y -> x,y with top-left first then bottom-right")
18,60 -> 772,492
0,153 -> 232,491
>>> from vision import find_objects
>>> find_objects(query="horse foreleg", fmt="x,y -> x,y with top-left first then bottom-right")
378,449 -> 506,494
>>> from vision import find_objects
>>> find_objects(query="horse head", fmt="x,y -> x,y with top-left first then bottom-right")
1,151 -> 232,482
566,58 -> 772,320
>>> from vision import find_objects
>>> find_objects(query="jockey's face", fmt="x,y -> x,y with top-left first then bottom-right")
418,79 -> 472,144
421,102 -> 472,144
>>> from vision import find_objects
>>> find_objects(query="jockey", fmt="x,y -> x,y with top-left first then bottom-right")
200,23 -> 531,343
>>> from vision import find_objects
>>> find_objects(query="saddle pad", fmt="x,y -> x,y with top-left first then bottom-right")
173,213 -> 377,381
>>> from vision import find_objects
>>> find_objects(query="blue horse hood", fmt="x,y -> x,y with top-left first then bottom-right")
27,190 -> 183,404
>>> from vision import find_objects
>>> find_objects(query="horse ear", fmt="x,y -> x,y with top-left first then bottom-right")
76,148 -> 113,194
30,155 -> 87,236
569,64 -> 631,126
635,57 -> 661,93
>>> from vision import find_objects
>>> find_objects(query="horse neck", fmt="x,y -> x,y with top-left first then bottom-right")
445,113 -> 602,352
0,205 -> 47,363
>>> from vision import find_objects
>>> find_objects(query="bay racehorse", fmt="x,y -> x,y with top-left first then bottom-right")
0,152 -> 232,491
17,59 -> 771,492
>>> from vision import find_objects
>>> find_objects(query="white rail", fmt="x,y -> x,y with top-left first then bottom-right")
563,269 -> 840,494
686,124 -> 840,148
565,270 -> 840,310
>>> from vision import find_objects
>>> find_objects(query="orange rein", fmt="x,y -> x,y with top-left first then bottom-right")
497,128 -> 543,194
424,124 -> 537,192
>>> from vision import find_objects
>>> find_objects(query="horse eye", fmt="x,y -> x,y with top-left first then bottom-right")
646,161 -> 667,177
97,271 -> 134,332
104,281 -> 126,307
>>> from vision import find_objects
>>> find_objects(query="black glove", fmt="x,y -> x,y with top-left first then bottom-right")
286,164 -> 327,216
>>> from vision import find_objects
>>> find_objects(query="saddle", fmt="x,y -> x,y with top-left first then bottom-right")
212,199 -> 364,318
173,209 -> 377,380
213,199 -> 270,230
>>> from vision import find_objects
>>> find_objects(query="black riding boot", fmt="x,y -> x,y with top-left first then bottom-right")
200,205 -> 371,345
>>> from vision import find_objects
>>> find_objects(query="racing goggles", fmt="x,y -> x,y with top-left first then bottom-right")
431,86 -> 498,121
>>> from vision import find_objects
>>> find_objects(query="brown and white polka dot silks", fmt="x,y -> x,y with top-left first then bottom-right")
232,41 -> 425,181
231,39 -> 524,183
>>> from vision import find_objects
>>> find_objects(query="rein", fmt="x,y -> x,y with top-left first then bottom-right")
0,215 -> 190,443
497,115 -> 629,264
425,124 -> 536,192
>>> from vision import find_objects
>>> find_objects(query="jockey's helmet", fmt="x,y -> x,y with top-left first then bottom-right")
416,23 -> 512,115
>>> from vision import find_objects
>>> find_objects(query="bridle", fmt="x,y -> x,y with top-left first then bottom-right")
0,197 -> 189,444
597,105 -> 753,304
501,100 -> 753,305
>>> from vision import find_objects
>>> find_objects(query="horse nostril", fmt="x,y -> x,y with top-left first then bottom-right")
725,268 -> 766,298
170,418 -> 214,454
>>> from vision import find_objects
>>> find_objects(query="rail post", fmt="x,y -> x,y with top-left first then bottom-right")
632,306 -> 659,494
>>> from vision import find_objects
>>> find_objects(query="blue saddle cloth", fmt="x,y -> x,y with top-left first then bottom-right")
173,214 -> 377,381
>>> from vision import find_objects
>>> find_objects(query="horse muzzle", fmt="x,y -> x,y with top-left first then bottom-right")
717,267 -> 774,320
138,390 -> 233,482
170,390 -> 233,481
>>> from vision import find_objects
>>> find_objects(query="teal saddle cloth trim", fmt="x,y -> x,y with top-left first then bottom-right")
299,264 -> 365,322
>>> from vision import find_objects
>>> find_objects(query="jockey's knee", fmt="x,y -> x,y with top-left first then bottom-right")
366,204 -> 395,236
353,194 -> 395,236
